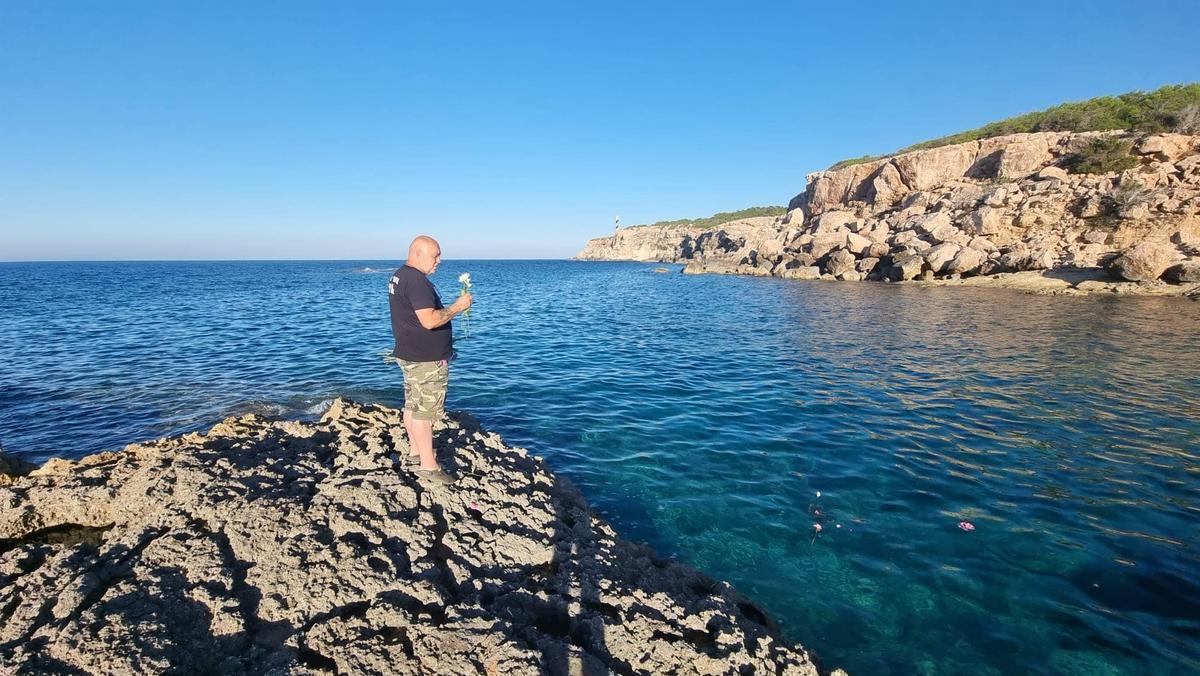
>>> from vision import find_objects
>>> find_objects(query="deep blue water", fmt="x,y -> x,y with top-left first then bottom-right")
2,260 -> 1198,675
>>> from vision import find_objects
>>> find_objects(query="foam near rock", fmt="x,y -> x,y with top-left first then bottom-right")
0,399 -> 836,675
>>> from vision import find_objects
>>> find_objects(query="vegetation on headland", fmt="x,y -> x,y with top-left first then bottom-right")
628,206 -> 787,230
828,83 -> 1200,170
1061,137 -> 1140,175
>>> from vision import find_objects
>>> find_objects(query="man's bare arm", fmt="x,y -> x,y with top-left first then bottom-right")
415,293 -> 473,330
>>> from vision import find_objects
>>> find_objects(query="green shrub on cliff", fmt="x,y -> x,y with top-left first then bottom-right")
1061,137 -> 1140,174
829,154 -> 888,171
831,82 -> 1200,169
630,206 -> 787,230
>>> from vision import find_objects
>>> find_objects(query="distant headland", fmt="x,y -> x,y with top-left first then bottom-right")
577,84 -> 1200,296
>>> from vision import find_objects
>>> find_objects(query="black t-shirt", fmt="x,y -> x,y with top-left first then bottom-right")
389,265 -> 452,362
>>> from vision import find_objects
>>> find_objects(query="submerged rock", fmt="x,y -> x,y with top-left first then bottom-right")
0,400 -> 835,675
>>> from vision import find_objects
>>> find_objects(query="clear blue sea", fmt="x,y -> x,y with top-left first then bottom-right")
1,260 -> 1198,675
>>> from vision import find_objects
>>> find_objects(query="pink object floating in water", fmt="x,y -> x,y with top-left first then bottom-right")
813,523 -> 822,532
958,521 -> 975,532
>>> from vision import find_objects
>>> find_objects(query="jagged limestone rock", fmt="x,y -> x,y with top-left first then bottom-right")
0,400 -> 832,675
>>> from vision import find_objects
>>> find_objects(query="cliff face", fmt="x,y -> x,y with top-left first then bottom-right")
0,400 -> 832,675
577,132 -> 1200,288
575,217 -> 783,262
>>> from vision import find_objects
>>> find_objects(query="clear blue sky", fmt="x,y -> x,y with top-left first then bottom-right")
2,1 -> 1198,260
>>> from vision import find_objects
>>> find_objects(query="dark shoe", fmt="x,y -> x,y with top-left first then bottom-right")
416,468 -> 455,486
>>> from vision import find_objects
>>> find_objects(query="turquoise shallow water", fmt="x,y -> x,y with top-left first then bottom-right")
1,260 -> 1198,675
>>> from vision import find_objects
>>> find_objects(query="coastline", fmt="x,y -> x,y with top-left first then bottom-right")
677,263 -> 1200,297
0,399 -> 840,674
577,131 -> 1200,293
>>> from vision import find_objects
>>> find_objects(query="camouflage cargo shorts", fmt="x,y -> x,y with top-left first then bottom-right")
398,358 -> 449,421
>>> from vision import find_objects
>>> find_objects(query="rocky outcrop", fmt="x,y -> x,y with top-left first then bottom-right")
0,400 -> 834,675
1109,241 -> 1180,282
576,224 -> 708,262
578,132 -> 1200,290
576,217 -> 784,263
775,131 -> 1199,285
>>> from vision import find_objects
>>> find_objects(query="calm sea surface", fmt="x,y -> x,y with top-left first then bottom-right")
1,260 -> 1198,675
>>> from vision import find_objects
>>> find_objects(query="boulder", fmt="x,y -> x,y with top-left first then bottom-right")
856,257 -> 881,274
1136,134 -> 1197,162
996,136 -> 1054,179
846,232 -> 873,256
1175,226 -> 1200,248
946,247 -> 986,275
1178,155 -> 1200,177
782,207 -> 807,225
809,230 -> 849,259
1081,229 -> 1110,245
812,210 -> 856,234
1037,166 -> 1070,182
824,248 -> 858,277
977,259 -> 1005,275
967,236 -> 998,253
968,207 -> 1006,236
867,242 -> 892,258
927,221 -> 968,246
942,184 -> 989,211
982,186 -> 1008,207
779,265 -> 822,280
892,252 -> 926,281
793,252 -> 818,267
779,253 -> 817,269
1025,248 -> 1056,271
924,242 -> 963,274
1109,241 -> 1178,281
891,229 -> 920,247
1163,260 -> 1200,283
860,220 -> 891,244
912,211 -> 953,237
998,245 -> 1029,271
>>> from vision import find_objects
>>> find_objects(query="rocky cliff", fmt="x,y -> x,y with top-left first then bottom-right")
0,400 -> 835,675
575,217 -> 781,262
576,132 -> 1200,291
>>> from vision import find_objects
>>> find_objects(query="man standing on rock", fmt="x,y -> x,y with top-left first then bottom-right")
389,235 -> 472,485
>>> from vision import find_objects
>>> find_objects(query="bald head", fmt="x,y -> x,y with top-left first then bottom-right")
406,236 -> 442,275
